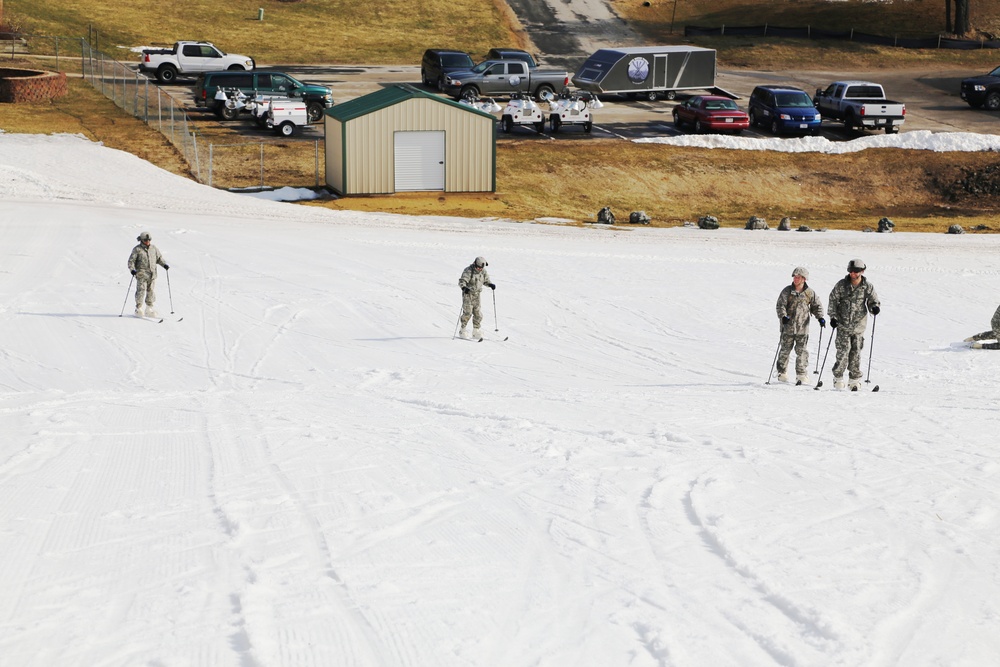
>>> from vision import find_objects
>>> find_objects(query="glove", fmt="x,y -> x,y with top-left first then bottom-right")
130,269 -> 136,276
488,283 -> 496,290
462,286 -> 470,294
819,318 -> 826,328
781,316 -> 790,326
830,318 -> 838,329
163,264 -> 170,270
870,306 -> 880,315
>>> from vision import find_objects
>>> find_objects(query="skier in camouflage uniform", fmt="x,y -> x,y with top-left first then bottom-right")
967,304 -> 1000,349
828,259 -> 880,390
458,256 -> 495,339
127,232 -> 169,318
775,266 -> 826,384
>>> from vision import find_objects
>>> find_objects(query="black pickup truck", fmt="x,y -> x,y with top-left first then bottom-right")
960,66 -> 1000,110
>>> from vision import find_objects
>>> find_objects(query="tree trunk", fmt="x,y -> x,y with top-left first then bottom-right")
956,0 -> 970,36
946,0 -> 953,33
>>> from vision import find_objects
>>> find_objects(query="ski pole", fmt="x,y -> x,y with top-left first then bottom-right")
765,321 -> 784,385
119,274 -> 134,317
492,288 -> 499,332
451,302 -> 464,340
166,268 -> 174,314
865,315 -> 878,384
813,325 -> 823,374
814,330 -> 835,390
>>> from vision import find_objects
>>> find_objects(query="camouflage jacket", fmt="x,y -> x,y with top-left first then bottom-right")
828,275 -> 880,334
459,264 -> 491,294
128,243 -> 167,278
993,304 -> 1000,333
776,283 -> 825,335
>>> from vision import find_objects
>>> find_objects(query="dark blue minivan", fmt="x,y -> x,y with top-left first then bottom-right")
748,85 -> 822,135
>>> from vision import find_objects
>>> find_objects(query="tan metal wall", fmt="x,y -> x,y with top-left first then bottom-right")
338,98 -> 494,195
324,116 -> 345,194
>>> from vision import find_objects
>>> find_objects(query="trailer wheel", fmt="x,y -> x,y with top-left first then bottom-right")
534,121 -> 545,133
644,91 -> 659,102
583,120 -> 592,133
220,105 -> 240,121
986,92 -> 1000,111
277,121 -> 296,137
500,115 -> 513,133
664,90 -> 677,101
156,64 -> 178,84
550,115 -> 561,133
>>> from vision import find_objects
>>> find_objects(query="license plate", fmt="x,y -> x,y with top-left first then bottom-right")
725,118 -> 733,123
799,124 -> 808,129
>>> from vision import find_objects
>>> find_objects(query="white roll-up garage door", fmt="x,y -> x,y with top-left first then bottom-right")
394,131 -> 445,191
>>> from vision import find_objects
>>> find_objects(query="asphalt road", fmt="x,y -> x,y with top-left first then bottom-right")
166,62 -> 1000,143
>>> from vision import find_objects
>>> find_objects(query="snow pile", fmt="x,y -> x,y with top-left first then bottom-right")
1,133 -> 999,667
636,129 -> 1000,153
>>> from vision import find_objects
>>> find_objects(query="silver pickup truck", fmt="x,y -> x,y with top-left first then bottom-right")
442,59 -> 569,100
813,81 -> 906,134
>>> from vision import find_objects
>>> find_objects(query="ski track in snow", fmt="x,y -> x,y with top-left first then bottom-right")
2,134 -> 1000,666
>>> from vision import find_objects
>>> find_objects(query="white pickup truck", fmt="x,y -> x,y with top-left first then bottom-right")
812,81 -> 905,134
139,41 -> 255,84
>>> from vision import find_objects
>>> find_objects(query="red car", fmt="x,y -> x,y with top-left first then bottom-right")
672,95 -> 750,134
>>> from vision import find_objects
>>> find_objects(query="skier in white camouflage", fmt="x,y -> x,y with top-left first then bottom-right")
828,259 -> 880,390
775,266 -> 826,384
127,232 -> 169,318
458,256 -> 495,339
966,304 -> 1000,349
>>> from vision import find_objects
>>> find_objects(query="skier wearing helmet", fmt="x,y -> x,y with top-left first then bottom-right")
828,259 -> 880,390
457,256 -> 495,339
127,232 -> 169,318
774,266 -> 826,385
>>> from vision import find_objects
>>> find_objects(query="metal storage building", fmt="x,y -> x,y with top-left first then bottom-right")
324,84 -> 496,196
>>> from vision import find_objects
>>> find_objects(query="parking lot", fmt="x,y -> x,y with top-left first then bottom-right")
165,63 -> 1000,142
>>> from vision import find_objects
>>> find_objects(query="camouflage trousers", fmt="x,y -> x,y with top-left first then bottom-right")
134,274 -> 157,308
460,291 -> 482,329
777,332 -> 810,376
968,329 -> 1000,341
832,329 -> 865,380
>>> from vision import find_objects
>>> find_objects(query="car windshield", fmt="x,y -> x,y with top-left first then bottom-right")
989,66 -> 1000,77
471,61 -> 492,73
774,92 -> 813,107
704,99 -> 737,110
442,54 -> 473,68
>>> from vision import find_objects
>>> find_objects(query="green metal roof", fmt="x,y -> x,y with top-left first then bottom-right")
325,83 -> 497,122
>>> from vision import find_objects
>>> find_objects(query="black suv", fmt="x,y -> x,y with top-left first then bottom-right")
421,49 -> 475,90
485,48 -> 538,69
961,66 -> 1000,110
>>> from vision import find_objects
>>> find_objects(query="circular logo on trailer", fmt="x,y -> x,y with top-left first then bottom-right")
627,57 -> 650,84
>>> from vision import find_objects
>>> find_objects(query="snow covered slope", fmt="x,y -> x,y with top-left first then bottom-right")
1,134 -> 999,667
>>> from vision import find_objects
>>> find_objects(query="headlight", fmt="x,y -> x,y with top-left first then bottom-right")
779,114 -> 791,120
814,114 -> 821,121
974,84 -> 987,91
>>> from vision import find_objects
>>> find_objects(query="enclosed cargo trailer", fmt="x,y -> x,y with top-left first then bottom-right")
571,46 -> 736,101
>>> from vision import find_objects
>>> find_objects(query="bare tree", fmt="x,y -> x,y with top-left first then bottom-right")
948,0 -> 971,35
946,0 -> 953,33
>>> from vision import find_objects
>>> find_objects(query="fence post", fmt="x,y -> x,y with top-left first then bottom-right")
315,139 -> 320,187
192,131 -> 201,183
80,38 -> 85,78
763,23 -> 767,37
850,28 -> 854,41
260,143 -> 265,189
55,36 -> 59,70
209,144 -> 214,188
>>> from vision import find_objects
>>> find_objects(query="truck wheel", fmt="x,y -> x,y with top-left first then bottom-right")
694,120 -> 705,134
748,110 -> 758,127
220,105 -> 240,121
306,102 -> 325,123
227,64 -> 246,71
885,126 -> 899,135
644,90 -> 659,102
156,64 -> 178,84
967,101 -> 984,109
460,86 -> 479,101
770,119 -> 781,136
277,121 -> 296,137
986,92 -> 1000,111
535,84 -> 555,101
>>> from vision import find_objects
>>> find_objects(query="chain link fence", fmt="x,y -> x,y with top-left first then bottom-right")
2,34 -> 326,191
